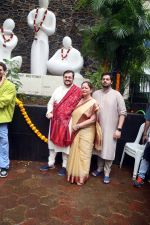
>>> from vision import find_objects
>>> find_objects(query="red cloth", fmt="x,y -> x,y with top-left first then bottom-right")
50,85 -> 81,147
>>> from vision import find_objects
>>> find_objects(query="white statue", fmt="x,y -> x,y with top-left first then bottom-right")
0,18 -> 22,68
27,0 -> 56,75
47,36 -> 84,77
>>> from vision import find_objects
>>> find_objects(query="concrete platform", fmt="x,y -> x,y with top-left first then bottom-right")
0,161 -> 150,225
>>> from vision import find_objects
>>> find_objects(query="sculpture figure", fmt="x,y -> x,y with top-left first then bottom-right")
47,36 -> 84,77
27,0 -> 56,75
0,18 -> 22,68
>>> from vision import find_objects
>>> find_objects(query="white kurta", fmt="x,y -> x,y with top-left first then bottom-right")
93,88 -> 127,160
47,85 -> 73,154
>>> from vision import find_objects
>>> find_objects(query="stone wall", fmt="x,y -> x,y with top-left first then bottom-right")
0,0 -> 93,74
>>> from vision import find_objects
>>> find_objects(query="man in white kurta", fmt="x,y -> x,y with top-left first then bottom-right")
92,73 -> 127,183
40,70 -> 81,176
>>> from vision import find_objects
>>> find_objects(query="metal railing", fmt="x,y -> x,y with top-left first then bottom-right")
140,74 -> 150,94
130,74 -> 150,103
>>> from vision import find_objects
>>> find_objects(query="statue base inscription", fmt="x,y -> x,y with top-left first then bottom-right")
18,73 -> 85,96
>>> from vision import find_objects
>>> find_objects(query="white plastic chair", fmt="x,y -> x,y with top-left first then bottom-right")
120,123 -> 147,179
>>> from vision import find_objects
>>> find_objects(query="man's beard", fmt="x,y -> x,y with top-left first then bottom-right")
64,81 -> 73,87
102,84 -> 111,89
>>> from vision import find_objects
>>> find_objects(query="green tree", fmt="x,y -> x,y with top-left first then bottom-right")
4,59 -> 22,91
76,0 -> 150,91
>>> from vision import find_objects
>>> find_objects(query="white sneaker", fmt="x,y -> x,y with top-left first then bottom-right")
0,169 -> 8,178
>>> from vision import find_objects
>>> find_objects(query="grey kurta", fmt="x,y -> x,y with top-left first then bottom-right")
93,88 -> 127,160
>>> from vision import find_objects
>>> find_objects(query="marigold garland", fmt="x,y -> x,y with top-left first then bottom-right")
34,8 -> 48,33
0,27 -> 14,48
16,98 -> 48,144
61,48 -> 71,60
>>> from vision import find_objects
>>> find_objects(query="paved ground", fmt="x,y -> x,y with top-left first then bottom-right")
0,161 -> 149,225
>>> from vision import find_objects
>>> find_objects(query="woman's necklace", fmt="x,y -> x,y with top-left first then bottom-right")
80,96 -> 92,103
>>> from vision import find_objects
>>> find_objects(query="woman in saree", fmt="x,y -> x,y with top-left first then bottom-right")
67,81 -> 102,185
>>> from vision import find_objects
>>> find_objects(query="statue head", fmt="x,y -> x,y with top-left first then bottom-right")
63,36 -> 72,49
39,0 -> 50,8
3,19 -> 15,31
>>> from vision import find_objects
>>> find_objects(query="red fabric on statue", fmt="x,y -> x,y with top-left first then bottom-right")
50,85 -> 81,147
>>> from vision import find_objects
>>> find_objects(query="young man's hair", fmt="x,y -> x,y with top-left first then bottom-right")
101,72 -> 113,81
0,62 -> 7,72
63,70 -> 74,79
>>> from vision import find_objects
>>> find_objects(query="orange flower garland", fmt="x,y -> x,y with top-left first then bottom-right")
34,8 -> 48,33
61,48 -> 71,60
0,27 -> 14,48
16,98 -> 48,143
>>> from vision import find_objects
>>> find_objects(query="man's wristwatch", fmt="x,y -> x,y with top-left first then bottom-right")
117,128 -> 122,132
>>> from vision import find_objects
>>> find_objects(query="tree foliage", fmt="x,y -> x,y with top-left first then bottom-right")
76,0 -> 150,88
4,59 -> 22,91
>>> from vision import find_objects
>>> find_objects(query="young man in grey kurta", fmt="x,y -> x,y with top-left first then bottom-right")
92,73 -> 127,183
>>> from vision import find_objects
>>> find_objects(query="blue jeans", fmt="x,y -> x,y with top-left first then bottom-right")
138,158 -> 149,179
0,123 -> 9,169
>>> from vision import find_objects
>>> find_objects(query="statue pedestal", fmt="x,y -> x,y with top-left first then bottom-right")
18,73 -> 85,96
